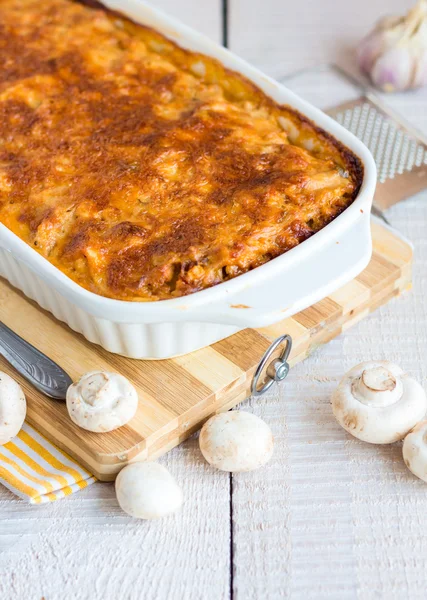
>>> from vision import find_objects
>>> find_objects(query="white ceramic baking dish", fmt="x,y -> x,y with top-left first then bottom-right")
0,0 -> 377,359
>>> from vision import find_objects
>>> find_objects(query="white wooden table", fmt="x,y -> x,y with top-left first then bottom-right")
2,1 -> 427,598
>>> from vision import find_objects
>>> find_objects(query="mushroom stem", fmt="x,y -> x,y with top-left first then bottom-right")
80,372 -> 111,408
332,361 -> 427,444
353,366 -> 403,407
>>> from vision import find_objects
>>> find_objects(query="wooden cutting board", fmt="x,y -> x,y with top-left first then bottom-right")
0,221 -> 412,480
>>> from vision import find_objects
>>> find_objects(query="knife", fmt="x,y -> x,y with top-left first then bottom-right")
0,321 -> 71,401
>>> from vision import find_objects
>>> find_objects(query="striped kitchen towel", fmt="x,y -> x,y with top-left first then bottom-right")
0,423 -> 96,504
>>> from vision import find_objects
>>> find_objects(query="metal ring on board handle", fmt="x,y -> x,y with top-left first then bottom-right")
251,334 -> 292,397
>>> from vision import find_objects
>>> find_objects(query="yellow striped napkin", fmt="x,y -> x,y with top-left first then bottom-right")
0,423 -> 96,504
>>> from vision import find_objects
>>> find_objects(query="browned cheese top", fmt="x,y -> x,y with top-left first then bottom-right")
0,0 -> 363,300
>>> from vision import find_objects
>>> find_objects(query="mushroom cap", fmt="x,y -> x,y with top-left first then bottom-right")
403,420 -> 427,483
0,371 -> 26,445
66,371 -> 138,433
115,462 -> 183,519
332,361 -> 427,444
199,411 -> 274,472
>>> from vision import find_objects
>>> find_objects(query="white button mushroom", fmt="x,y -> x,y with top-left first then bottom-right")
199,411 -> 274,472
115,462 -> 183,519
402,421 -> 427,483
66,371 -> 138,433
0,372 -> 26,445
332,361 -> 427,444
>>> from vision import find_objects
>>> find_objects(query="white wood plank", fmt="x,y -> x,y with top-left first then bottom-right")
233,274 -> 427,598
230,0 -> 427,137
229,6 -> 427,594
148,0 -> 222,43
0,3 -> 227,598
0,439 -> 231,600
229,0 -> 416,80
2,2 -> 427,599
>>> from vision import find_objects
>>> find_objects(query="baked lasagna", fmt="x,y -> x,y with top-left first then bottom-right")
0,0 -> 363,301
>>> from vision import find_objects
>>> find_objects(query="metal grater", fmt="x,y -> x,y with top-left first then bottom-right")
327,96 -> 427,209
283,64 -> 427,211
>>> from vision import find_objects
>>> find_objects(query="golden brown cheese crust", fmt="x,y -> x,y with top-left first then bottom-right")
0,0 -> 363,301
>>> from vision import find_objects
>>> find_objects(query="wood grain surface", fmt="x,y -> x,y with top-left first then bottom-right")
0,222 -> 413,480
1,2 -> 427,599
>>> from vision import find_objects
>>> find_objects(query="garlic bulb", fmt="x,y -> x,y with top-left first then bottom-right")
357,0 -> 427,92
332,361 -> 427,444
